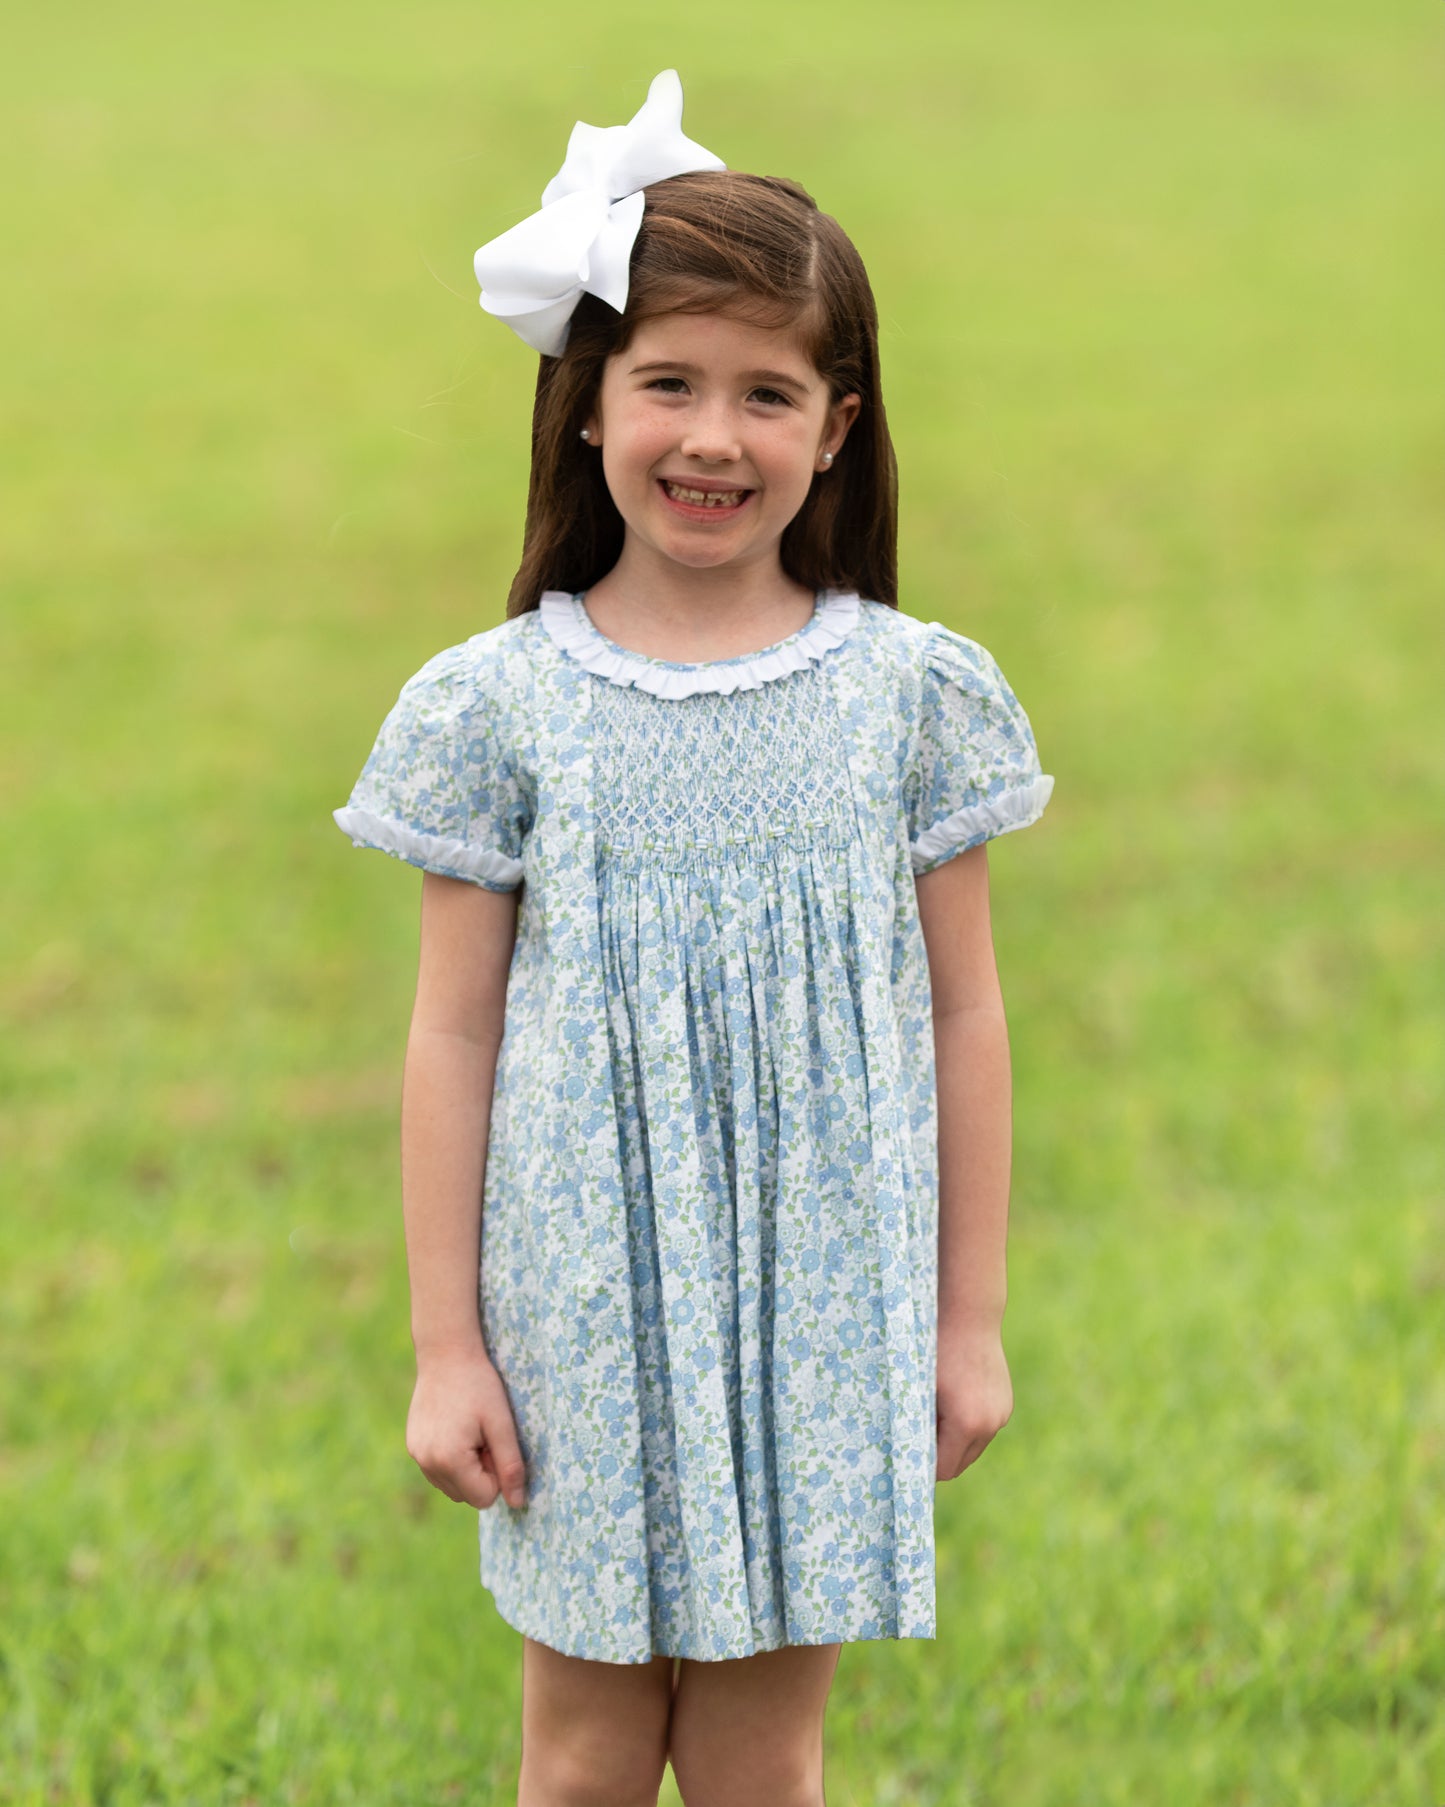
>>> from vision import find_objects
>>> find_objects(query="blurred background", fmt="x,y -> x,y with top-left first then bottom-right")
3,2 -> 1441,1801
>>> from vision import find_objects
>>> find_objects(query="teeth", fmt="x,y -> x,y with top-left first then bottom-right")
664,481 -> 746,508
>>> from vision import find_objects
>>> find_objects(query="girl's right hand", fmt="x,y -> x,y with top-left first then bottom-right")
405,1350 -> 528,1511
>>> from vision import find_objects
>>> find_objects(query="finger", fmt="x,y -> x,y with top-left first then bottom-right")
452,1446 -> 500,1511
411,1451 -> 462,1503
479,1425 -> 529,1510
936,1416 -> 965,1482
956,1427 -> 999,1475
938,1422 -> 987,1481
418,1445 -> 496,1510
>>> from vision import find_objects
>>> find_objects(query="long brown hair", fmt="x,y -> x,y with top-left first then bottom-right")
504,170 -> 898,615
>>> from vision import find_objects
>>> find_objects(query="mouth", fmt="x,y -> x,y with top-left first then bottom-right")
657,478 -> 754,517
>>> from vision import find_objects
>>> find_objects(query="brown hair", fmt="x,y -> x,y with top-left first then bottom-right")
504,170 -> 898,615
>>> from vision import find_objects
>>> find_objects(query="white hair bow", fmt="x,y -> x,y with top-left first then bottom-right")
473,69 -> 726,358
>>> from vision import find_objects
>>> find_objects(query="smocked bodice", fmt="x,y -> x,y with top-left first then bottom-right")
587,666 -> 856,869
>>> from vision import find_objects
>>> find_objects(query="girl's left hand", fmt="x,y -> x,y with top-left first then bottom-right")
935,1321 -> 1014,1482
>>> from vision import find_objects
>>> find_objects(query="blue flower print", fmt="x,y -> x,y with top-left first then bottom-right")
331,593 -> 1051,1662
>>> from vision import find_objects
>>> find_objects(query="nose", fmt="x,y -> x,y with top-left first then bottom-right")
678,398 -> 743,465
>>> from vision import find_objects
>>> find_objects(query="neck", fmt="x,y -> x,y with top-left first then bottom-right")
582,548 -> 817,660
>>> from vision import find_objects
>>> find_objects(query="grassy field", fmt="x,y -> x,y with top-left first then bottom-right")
3,1 -> 1442,1801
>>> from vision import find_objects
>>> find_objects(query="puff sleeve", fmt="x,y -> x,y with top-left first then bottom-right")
331,639 -> 531,891
904,622 -> 1054,876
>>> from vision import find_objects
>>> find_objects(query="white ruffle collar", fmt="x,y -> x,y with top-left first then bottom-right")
538,588 -> 861,699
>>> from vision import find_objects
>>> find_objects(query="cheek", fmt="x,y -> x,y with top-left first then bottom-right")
765,418 -> 823,471
609,414 -> 672,473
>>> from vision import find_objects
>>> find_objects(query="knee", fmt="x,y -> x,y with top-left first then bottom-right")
519,1733 -> 668,1807
671,1743 -> 822,1807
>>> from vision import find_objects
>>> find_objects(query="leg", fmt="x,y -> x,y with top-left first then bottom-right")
668,1643 -> 843,1807
518,1635 -> 677,1807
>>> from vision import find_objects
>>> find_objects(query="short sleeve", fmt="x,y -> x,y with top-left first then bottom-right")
331,640 -> 532,891
904,623 -> 1054,876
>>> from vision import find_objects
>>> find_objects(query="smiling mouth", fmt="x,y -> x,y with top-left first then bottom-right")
659,479 -> 752,510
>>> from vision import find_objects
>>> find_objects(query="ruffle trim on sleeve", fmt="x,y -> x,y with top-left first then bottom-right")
539,589 -> 861,698
910,773 -> 1055,872
332,806 -> 524,890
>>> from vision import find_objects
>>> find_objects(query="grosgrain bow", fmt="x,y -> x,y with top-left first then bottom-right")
473,69 -> 726,357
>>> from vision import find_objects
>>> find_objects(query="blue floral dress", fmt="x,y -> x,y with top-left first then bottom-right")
333,588 -> 1053,1664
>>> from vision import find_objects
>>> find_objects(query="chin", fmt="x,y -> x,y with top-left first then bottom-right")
644,530 -> 751,569
666,551 -> 748,574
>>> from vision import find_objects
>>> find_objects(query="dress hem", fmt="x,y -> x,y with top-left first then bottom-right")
479,1574 -> 938,1664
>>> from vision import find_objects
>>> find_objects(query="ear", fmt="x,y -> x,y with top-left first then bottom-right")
581,404 -> 602,447
822,391 -> 862,462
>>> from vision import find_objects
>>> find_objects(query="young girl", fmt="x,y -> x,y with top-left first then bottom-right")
334,70 -> 1053,1807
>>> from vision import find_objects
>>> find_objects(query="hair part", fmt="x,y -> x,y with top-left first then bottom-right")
504,170 -> 898,615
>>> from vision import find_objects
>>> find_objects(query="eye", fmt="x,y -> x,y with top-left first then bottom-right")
647,376 -> 689,394
750,387 -> 792,407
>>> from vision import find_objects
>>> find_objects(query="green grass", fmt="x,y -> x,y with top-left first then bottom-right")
3,1 -> 1442,1801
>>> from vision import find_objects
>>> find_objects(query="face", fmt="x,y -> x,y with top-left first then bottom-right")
581,310 -> 861,585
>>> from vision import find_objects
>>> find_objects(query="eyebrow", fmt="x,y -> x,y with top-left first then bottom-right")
628,360 -> 814,393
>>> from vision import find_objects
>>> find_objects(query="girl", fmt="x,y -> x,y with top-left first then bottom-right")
333,70 -> 1053,1807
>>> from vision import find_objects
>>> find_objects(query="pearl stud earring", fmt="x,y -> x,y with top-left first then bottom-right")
580,428 -> 592,441
821,451 -> 834,466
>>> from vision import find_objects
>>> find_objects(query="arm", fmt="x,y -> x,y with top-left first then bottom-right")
915,842 -> 1016,1480
401,871 -> 529,1510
